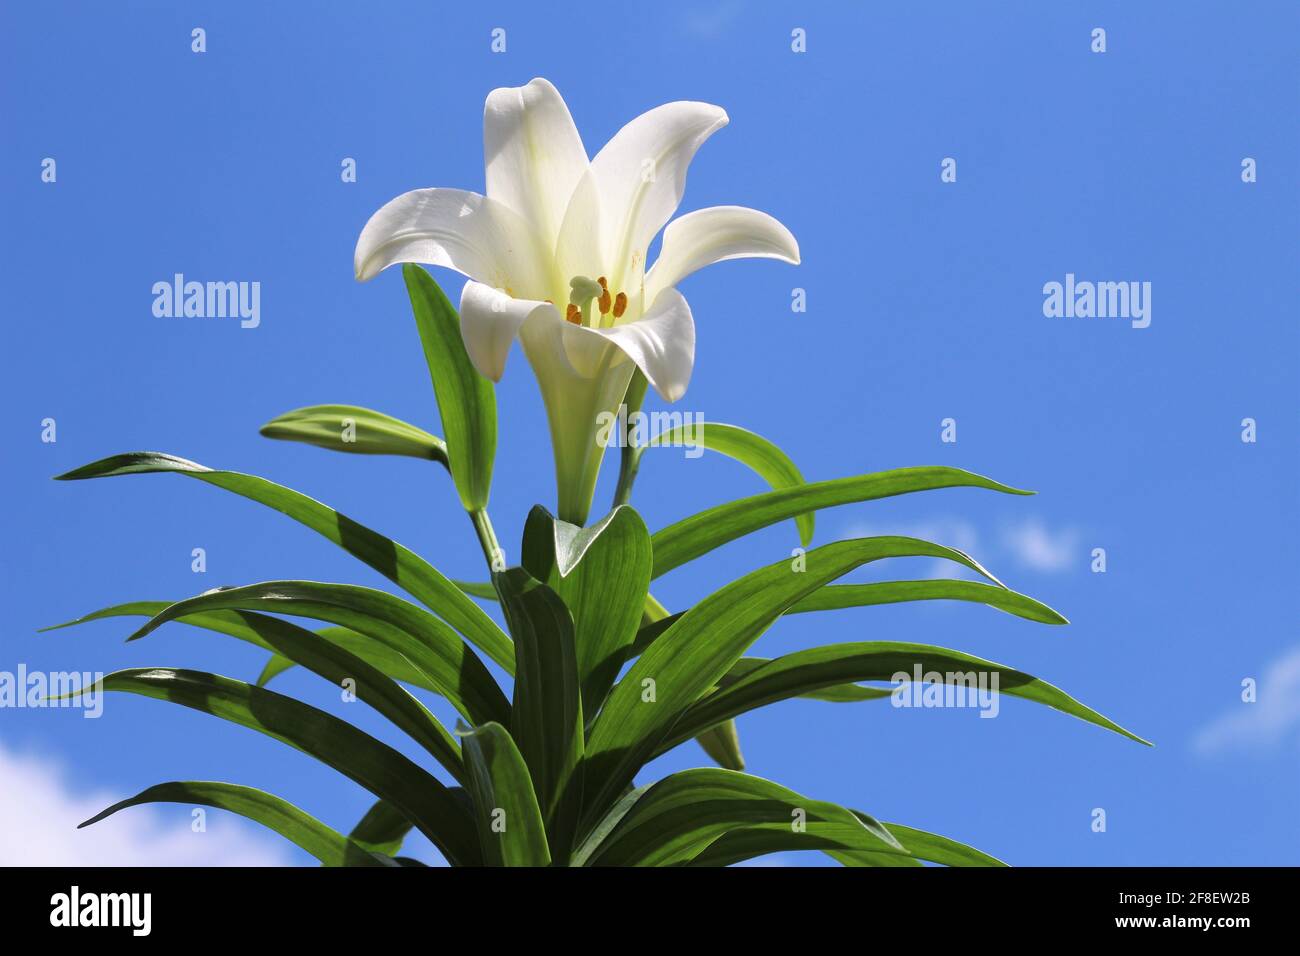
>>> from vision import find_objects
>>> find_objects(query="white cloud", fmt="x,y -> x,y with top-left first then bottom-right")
999,518 -> 1080,573
0,741 -> 291,866
839,516 -> 1082,579
1193,647 -> 1300,756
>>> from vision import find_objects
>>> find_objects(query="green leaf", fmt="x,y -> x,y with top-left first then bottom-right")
403,264 -> 496,511
79,781 -> 399,867
454,579 -> 498,600
629,610 -> 683,656
649,422 -> 814,546
43,600 -> 282,650
656,641 -> 1151,754
257,654 -> 295,687
129,607 -> 466,785
123,581 -> 510,728
75,668 -> 480,865
828,819 -> 1007,867
626,579 -> 1065,707
650,466 -> 1031,579
257,624 -> 435,690
570,785 -> 651,867
789,579 -> 1068,625
348,799 -> 416,858
53,452 -> 514,672
521,505 -> 653,715
721,657 -> 892,703
40,602 -> 442,697
689,819 -> 1005,867
584,537 -> 968,816
459,721 -> 551,867
629,537 -> 1005,661
583,768 -> 900,867
259,404 -> 449,465
494,568 -> 584,861
690,828 -> 923,868
693,722 -> 745,771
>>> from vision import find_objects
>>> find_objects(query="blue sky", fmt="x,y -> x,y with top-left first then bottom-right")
3,1 -> 1297,866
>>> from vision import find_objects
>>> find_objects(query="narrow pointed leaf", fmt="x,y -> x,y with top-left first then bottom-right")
693,721 -> 745,771
829,819 -> 1007,867
721,657 -> 892,703
789,579 -> 1068,625
403,264 -> 496,511
260,404 -> 449,465
123,581 -> 510,728
256,625 -> 434,690
53,452 -> 514,672
257,654 -> 295,687
41,602 -> 439,696
459,721 -> 551,867
650,422 -> 814,545
73,668 -> 480,865
651,466 -> 1032,579
657,641 -> 1150,754
79,781 -> 398,867
454,579 -> 498,601
494,568 -> 584,860
43,601 -> 277,648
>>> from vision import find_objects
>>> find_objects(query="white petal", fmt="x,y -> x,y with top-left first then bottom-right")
644,205 -> 800,304
548,288 -> 696,403
552,169 -> 606,294
588,101 -> 728,287
355,188 -> 548,293
459,281 -> 559,382
484,78 -> 590,252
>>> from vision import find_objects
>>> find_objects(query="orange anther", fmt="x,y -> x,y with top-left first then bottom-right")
612,292 -> 628,318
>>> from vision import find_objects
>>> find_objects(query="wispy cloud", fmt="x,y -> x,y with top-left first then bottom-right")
1000,518 -> 1080,573
838,515 -> 1081,579
0,742 -> 291,866
1193,647 -> 1300,756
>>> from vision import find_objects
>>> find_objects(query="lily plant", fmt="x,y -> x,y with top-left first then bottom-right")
47,79 -> 1147,867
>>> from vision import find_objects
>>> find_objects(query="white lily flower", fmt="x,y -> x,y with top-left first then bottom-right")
355,78 -> 799,524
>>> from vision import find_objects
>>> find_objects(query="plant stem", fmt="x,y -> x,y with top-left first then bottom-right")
612,444 -> 643,508
469,508 -> 504,574
611,370 -> 650,508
